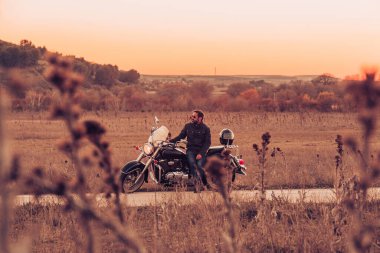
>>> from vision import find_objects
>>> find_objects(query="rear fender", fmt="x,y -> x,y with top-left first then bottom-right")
236,165 -> 247,175
230,156 -> 247,175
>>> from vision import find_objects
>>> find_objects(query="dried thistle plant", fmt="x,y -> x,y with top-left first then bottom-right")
82,119 -> 124,223
0,86 -> 10,253
343,68 -> 380,252
17,54 -> 146,253
253,132 -> 271,201
0,74 -> 26,253
44,54 -> 98,252
335,134 -> 345,201
204,150 -> 238,253
270,146 -> 288,174
331,134 -> 352,251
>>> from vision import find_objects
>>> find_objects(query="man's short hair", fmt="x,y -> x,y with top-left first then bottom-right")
193,110 -> 204,120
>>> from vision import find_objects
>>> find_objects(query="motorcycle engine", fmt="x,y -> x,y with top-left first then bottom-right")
158,159 -> 182,172
159,159 -> 189,181
165,171 -> 188,181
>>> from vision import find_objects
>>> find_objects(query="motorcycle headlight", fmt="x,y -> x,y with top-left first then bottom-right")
143,143 -> 154,155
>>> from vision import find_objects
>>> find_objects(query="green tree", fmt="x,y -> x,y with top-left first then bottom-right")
118,69 -> 140,83
0,46 -> 20,67
226,83 -> 251,97
20,39 -> 34,47
0,40 -> 40,68
73,61 -> 91,78
94,64 -> 119,87
311,73 -> 338,86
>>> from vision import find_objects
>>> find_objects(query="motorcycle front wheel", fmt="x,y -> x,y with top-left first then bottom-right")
120,168 -> 145,193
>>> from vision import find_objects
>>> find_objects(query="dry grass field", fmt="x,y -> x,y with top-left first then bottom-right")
8,200 -> 380,253
6,111 -> 380,191
3,110 -> 380,251
2,58 -> 380,253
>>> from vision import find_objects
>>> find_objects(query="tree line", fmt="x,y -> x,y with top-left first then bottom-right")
9,75 -> 361,113
0,40 -> 362,112
0,39 -> 43,68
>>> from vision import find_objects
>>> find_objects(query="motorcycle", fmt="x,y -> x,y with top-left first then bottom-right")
119,116 -> 247,193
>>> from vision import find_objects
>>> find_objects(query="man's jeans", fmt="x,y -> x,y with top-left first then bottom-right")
186,150 -> 208,186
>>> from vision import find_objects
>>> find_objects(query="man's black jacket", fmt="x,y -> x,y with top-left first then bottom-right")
170,122 -> 211,155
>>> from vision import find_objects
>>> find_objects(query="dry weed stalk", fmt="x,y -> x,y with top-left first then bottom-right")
252,132 -> 274,250
204,150 -> 238,253
270,147 -> 288,180
82,120 -> 124,223
342,69 -> 380,252
331,134 -> 352,251
252,132 -> 271,201
334,135 -> 345,201
0,77 -> 24,253
0,86 -> 10,253
17,54 -> 145,253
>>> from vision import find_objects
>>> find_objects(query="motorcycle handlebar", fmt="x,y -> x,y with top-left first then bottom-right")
178,140 -> 188,144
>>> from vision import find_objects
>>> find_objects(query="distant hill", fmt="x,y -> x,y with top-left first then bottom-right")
0,39 -> 140,88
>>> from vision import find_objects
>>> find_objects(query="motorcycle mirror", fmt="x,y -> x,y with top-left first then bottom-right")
154,116 -> 159,125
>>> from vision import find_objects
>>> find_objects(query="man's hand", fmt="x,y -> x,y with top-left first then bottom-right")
196,154 -> 202,160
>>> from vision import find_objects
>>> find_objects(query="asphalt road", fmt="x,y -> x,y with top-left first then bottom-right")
11,188 -> 380,207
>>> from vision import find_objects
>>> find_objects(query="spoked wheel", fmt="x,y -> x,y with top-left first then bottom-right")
120,169 -> 145,193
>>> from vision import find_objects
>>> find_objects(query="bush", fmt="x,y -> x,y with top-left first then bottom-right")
317,91 -> 337,112
118,69 -> 140,83
94,64 -> 119,87
80,89 -> 103,111
119,86 -> 148,111
226,83 -> 251,97
0,42 -> 40,68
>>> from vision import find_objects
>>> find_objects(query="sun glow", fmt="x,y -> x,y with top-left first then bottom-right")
1,0 -> 379,76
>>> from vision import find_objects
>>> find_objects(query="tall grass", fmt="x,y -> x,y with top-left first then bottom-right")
1,61 -> 380,252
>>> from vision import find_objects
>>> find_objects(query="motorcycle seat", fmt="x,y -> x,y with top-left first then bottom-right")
207,146 -> 225,156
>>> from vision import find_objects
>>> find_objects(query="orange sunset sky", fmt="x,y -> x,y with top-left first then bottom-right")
0,0 -> 379,77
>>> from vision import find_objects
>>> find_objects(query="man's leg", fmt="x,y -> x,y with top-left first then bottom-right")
196,155 -> 208,186
186,150 -> 199,181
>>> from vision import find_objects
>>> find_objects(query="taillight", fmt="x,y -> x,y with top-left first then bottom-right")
239,159 -> 245,165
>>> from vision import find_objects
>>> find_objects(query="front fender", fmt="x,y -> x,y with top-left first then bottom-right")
120,160 -> 149,183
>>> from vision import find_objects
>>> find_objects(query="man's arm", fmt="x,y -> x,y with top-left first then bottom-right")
200,126 -> 211,155
169,125 -> 187,143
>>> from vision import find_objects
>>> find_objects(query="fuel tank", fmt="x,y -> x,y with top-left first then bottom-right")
160,148 -> 186,159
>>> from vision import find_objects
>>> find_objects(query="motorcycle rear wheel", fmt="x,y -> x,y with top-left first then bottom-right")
120,169 -> 144,193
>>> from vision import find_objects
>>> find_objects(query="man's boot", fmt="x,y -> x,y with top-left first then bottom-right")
193,179 -> 202,193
